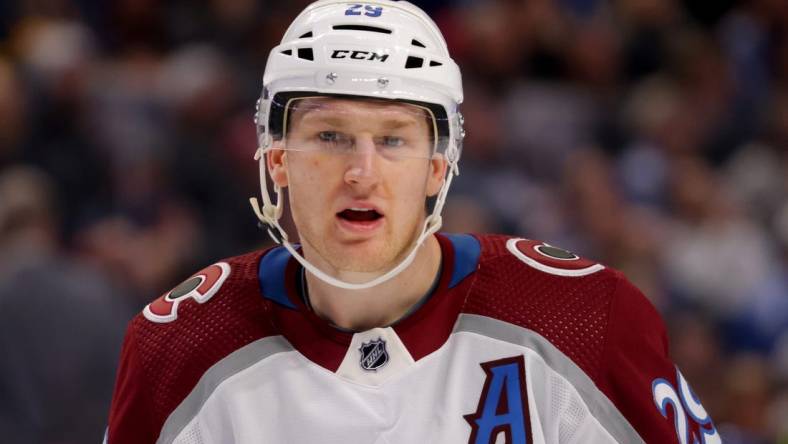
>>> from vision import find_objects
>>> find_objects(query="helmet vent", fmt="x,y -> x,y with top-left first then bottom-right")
333,24 -> 392,34
297,48 -> 314,61
281,49 -> 292,56
405,56 -> 424,69
429,60 -> 443,67
411,39 -> 426,48
299,31 -> 313,38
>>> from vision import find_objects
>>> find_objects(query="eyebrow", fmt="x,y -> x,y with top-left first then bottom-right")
380,118 -> 418,129
295,109 -> 420,130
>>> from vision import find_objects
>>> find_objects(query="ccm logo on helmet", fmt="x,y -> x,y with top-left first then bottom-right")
143,262 -> 231,323
331,50 -> 389,62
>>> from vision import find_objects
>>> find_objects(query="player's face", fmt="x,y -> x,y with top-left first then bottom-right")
268,98 -> 446,273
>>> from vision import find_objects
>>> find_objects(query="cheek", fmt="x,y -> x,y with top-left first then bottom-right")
389,164 -> 431,208
287,156 -> 335,210
287,153 -> 322,183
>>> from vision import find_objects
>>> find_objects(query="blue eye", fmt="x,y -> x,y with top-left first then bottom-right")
316,131 -> 353,152
318,131 -> 339,142
380,136 -> 404,148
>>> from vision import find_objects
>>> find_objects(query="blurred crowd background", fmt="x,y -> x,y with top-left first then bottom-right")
0,0 -> 786,442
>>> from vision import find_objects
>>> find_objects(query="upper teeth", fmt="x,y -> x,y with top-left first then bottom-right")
349,208 -> 372,211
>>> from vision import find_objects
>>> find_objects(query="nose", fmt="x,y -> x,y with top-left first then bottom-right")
344,135 -> 379,188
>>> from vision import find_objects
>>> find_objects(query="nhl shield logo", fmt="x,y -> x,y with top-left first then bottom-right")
359,338 -> 388,371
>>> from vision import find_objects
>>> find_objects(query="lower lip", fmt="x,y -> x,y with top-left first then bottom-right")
336,215 -> 384,234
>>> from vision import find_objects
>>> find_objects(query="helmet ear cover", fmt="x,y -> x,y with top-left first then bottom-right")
266,91 -> 450,153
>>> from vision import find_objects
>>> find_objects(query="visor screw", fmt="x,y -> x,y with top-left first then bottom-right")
326,72 -> 338,84
377,77 -> 389,88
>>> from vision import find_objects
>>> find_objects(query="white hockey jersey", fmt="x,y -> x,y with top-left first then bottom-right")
107,233 -> 719,443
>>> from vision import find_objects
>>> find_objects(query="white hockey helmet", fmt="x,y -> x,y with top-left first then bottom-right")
250,0 -> 464,290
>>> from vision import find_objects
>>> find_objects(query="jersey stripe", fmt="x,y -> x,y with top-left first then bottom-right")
156,336 -> 294,444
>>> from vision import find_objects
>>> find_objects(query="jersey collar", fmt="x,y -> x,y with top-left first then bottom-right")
258,233 -> 481,372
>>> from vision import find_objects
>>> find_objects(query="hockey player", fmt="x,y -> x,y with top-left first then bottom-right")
106,1 -> 720,443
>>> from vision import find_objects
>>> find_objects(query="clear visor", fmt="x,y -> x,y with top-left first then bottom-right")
268,96 -> 454,161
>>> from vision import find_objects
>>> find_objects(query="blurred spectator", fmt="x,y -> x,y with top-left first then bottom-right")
663,156 -> 774,316
0,58 -> 29,163
0,166 -> 133,442
717,353 -> 774,444
9,18 -> 113,240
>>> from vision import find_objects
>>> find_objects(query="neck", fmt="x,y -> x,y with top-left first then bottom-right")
303,234 -> 442,331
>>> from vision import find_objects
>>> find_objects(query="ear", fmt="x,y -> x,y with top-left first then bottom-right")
426,155 -> 448,197
266,144 -> 289,188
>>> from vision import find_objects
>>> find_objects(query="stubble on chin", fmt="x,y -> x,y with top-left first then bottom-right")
301,219 -> 422,274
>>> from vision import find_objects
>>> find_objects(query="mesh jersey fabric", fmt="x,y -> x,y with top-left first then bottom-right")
464,234 -> 617,380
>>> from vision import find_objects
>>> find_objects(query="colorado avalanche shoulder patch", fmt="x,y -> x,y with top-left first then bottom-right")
505,238 -> 604,277
143,262 -> 231,323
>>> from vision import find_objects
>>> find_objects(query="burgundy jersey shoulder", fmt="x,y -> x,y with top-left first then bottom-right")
462,234 -> 718,443
107,248 -> 278,444
463,233 -> 623,376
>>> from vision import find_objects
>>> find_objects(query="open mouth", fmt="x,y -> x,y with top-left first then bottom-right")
337,208 -> 383,223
